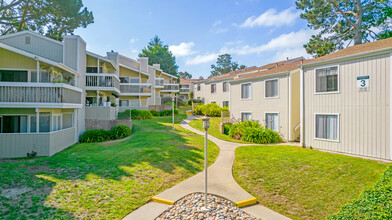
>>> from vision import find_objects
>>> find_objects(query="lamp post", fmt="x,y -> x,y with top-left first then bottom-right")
172,96 -> 175,130
201,116 -> 210,211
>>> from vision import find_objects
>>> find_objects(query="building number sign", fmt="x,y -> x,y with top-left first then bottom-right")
357,76 -> 369,91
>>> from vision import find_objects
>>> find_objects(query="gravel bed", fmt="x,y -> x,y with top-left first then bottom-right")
156,193 -> 259,220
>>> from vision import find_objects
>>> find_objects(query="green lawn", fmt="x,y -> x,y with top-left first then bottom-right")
233,145 -> 389,220
189,117 -> 249,143
0,108 -> 219,219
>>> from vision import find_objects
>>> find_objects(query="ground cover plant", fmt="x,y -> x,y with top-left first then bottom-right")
233,145 -> 388,220
329,164 -> 392,219
0,108 -> 219,219
79,125 -> 132,143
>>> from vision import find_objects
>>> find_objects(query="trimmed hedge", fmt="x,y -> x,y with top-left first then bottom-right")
150,109 -> 179,117
118,109 -> 153,120
194,103 -> 229,117
80,125 -> 132,143
225,120 -> 282,144
329,165 -> 392,219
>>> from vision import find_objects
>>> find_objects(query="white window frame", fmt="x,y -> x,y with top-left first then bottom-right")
241,111 -> 252,121
314,65 -> 340,95
211,83 -> 216,94
314,113 -> 340,142
265,112 -> 279,132
62,112 -> 74,129
264,78 -> 279,99
240,82 -> 252,100
222,81 -> 229,93
52,114 -> 62,132
0,114 -> 31,133
222,101 -> 229,107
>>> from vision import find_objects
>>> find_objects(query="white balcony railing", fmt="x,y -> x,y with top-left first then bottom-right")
86,73 -> 120,91
155,78 -> 164,87
0,82 -> 82,105
162,84 -> 179,92
120,83 -> 152,95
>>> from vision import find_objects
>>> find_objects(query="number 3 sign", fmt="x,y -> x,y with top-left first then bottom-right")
357,76 -> 369,90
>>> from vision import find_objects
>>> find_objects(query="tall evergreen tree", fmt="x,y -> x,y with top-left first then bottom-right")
179,71 -> 192,79
0,0 -> 94,41
139,36 -> 179,77
210,54 -> 246,77
296,0 -> 392,57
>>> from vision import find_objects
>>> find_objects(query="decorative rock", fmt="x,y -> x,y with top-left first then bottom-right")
156,193 -> 259,220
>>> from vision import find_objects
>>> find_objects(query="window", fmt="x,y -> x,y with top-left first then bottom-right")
197,84 -> 201,91
52,115 -> 62,131
86,97 -> 97,106
40,70 -> 50,83
130,78 -> 140,83
39,113 -> 50,133
86,67 -> 103,73
0,70 -> 28,82
119,100 -> 129,106
211,84 -> 216,93
120,77 -> 129,83
315,114 -> 339,140
63,114 -> 73,129
222,101 -> 229,107
315,66 -> 338,93
223,82 -> 229,92
129,100 -> 140,107
265,79 -> 278,98
0,116 -> 27,133
241,113 -> 252,121
266,113 -> 279,131
241,83 -> 251,99
30,116 -> 37,133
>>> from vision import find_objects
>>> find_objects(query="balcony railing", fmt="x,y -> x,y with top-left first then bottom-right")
120,83 -> 152,94
180,88 -> 189,94
0,82 -> 82,105
155,78 -> 164,87
86,73 -> 120,91
162,84 -> 179,92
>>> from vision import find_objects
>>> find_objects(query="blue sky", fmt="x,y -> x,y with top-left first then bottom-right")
74,0 -> 315,78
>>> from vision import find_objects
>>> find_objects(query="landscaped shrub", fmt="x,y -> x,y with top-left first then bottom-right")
227,120 -> 282,144
223,123 -> 232,135
80,125 -> 132,143
110,125 -> 132,140
150,110 -> 160,116
131,109 -> 153,120
193,103 -> 228,117
80,129 -> 111,143
118,109 -> 131,120
329,165 -> 392,219
149,109 -> 178,117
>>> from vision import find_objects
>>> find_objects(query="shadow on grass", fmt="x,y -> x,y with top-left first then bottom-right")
0,110 -> 215,219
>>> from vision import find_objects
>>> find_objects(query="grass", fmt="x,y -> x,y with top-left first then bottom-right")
0,107 -> 219,219
233,145 -> 389,220
189,117 -> 249,143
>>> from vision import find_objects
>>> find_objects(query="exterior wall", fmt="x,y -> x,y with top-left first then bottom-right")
204,81 -> 230,107
0,48 -> 36,69
0,32 -> 63,62
85,119 -> 132,131
230,75 -> 291,140
290,70 -> 301,140
120,66 -> 139,78
303,53 -> 391,160
193,83 -> 205,102
85,106 -> 116,120
0,128 -> 76,158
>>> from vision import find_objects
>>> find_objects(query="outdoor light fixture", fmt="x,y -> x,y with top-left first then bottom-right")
201,116 -> 210,211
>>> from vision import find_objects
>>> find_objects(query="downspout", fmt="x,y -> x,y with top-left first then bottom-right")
288,72 -> 291,141
300,66 -> 305,147
390,52 -> 392,159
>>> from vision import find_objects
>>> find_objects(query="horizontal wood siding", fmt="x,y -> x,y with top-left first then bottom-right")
304,53 -> 391,160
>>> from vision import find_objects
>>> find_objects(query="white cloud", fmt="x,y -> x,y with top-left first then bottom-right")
220,29 -> 315,55
214,28 -> 229,34
169,42 -> 197,57
238,8 -> 300,28
129,38 -> 138,44
212,20 -> 222,27
185,53 -> 218,65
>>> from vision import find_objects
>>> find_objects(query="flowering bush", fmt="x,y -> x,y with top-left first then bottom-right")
193,103 -> 228,117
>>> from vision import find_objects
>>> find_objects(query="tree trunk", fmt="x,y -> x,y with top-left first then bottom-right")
354,0 -> 363,45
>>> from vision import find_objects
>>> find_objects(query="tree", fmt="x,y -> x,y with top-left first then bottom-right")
179,71 -> 192,79
296,0 -> 392,57
210,54 -> 246,76
0,0 -> 94,41
139,36 -> 179,77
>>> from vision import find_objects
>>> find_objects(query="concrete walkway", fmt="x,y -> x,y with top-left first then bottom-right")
124,117 -> 291,220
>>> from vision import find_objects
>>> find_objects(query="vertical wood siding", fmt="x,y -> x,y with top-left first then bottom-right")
304,53 -> 390,160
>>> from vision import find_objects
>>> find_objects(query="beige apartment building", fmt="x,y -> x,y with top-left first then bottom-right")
179,78 -> 201,101
0,31 -> 178,159
300,38 -> 392,160
230,60 -> 303,141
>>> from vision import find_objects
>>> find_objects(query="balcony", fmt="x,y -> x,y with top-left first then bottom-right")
120,83 -> 152,96
180,87 -> 190,94
155,78 -> 164,88
161,84 -> 179,92
86,73 -> 120,93
0,82 -> 82,108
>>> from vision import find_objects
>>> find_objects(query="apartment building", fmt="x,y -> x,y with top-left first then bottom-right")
0,31 -> 86,158
300,38 -> 392,160
179,78 -> 201,101
230,59 -> 303,141
0,31 -> 178,159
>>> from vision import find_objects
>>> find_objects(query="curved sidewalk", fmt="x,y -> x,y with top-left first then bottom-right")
124,117 -> 291,220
